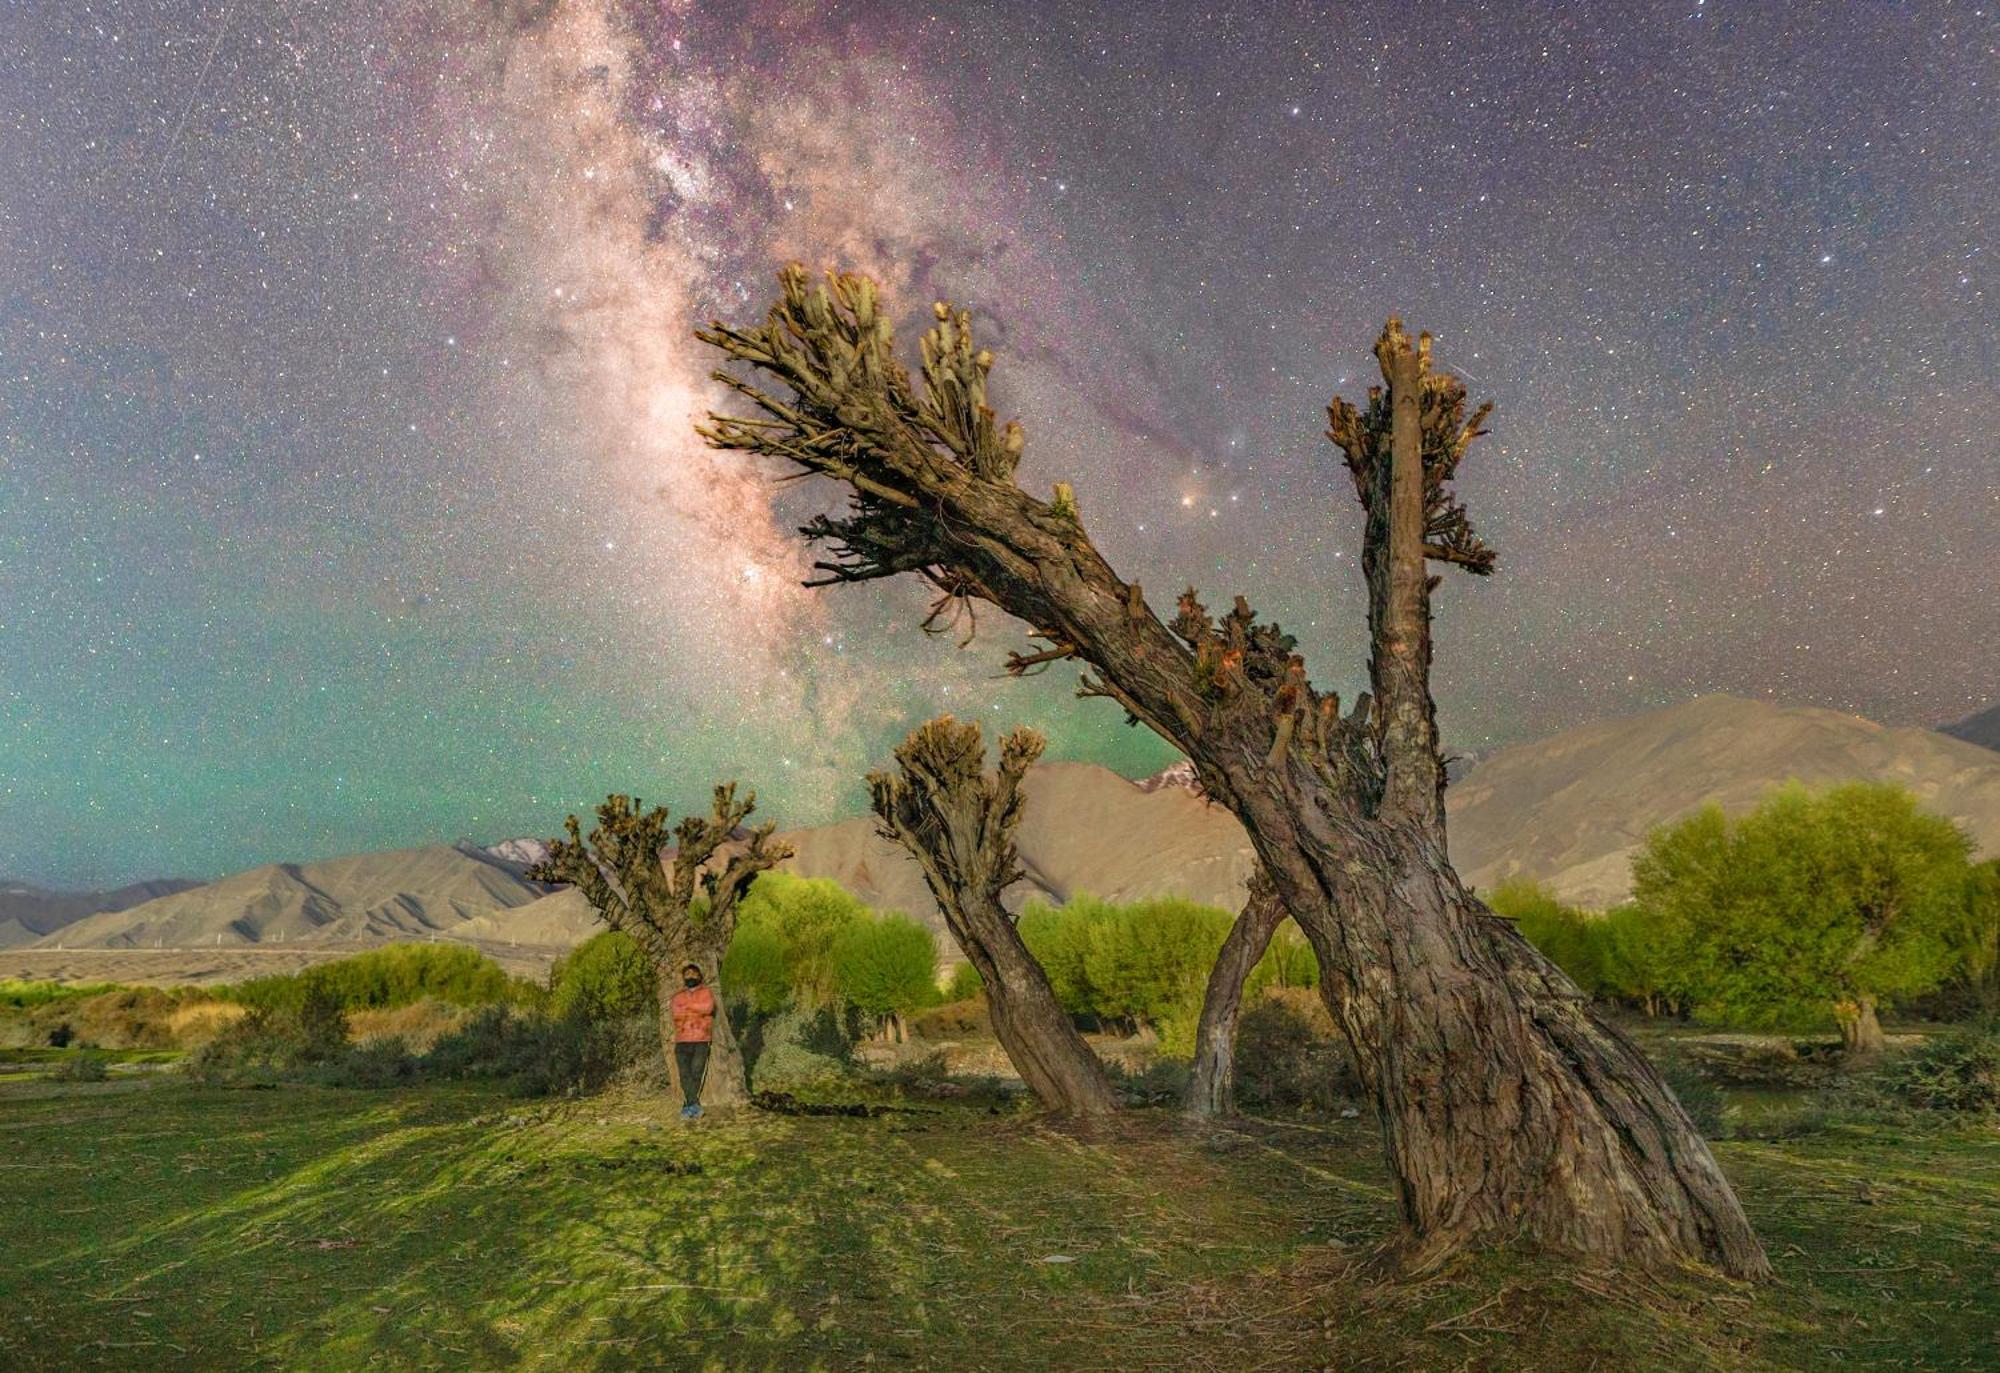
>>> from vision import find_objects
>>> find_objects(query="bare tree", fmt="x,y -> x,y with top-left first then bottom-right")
530,785 -> 791,1108
1185,868 -> 1287,1118
869,716 -> 1119,1116
692,267 -> 1770,1275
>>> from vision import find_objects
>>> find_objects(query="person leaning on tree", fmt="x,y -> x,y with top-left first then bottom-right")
669,963 -> 716,1119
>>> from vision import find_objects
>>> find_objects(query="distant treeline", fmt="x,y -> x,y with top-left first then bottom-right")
1490,782 -> 1999,1034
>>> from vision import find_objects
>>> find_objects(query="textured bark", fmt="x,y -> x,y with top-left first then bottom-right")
529,785 -> 790,1108
869,718 -> 1119,1117
1836,996 -> 1885,1057
696,270 -> 1769,1275
1185,869 -> 1286,1118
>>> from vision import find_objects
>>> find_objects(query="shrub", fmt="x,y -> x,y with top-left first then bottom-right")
719,920 -> 791,1016
911,995 -> 989,1040
1655,1056 -> 1729,1138
0,979 -> 121,1010
1883,1027 -> 2000,1113
750,1006 -> 852,1093
220,944 -> 531,1016
1487,880 -> 1607,994
832,914 -> 939,1034
734,873 -> 872,1010
418,1006 -> 621,1097
943,961 -> 983,1002
549,931 -> 654,1024
1234,988 -> 1360,1115
50,1051 -> 110,1083
1082,897 -> 1233,1052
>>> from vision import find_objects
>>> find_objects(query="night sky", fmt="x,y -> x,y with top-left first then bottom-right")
2,1 -> 1993,888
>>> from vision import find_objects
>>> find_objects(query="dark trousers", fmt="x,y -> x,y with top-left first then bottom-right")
674,1041 -> 711,1107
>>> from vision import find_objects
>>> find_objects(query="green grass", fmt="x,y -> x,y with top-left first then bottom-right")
0,1080 -> 1992,1371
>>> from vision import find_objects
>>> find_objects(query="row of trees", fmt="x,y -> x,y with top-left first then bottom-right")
1490,783 -> 1999,1052
536,275 -> 1770,1276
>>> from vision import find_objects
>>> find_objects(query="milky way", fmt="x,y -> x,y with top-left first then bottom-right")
2,1 -> 1993,886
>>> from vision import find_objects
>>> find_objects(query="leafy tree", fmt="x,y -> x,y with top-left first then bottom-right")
831,913 -> 939,1041
1016,899 -> 1100,1018
1632,783 -> 1972,1053
1595,902 -> 1688,1019
1940,860 -> 2000,1016
942,960 -> 984,1002
697,268 -> 1766,1273
1081,897 -> 1232,1048
1487,880 -> 1608,996
736,872 -> 872,1010
719,918 -> 793,1016
549,930 -> 653,1024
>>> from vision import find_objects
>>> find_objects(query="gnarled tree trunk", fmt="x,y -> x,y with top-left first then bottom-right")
658,950 -> 748,1108
870,718 -> 1119,1117
696,269 -> 1769,1275
1185,869 -> 1286,1118
1835,996 -> 1885,1057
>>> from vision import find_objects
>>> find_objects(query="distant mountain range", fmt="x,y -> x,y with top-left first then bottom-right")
11,693 -> 2000,963
0,879 -> 204,951
1941,703 -> 2000,753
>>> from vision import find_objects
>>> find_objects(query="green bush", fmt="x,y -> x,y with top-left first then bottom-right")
750,1006 -> 852,1093
734,873 -> 872,1010
943,961 -> 984,1002
831,914 -> 938,1032
221,944 -> 531,1016
1245,922 -> 1319,996
1487,880 -> 1607,994
549,931 -> 654,1024
720,919 -> 791,1016
0,979 -> 122,1010
1017,900 -> 1099,1016
1632,783 -> 1973,1036
1883,1027 -> 2000,1113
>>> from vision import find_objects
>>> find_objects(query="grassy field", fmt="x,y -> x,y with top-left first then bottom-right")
0,1076 -> 1993,1372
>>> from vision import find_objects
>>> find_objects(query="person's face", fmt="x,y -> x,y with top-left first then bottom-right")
682,968 -> 701,987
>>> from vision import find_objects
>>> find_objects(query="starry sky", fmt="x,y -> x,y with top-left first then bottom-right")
2,1 -> 1994,888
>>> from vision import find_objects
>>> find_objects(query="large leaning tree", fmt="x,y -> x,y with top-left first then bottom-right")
528,785 -> 791,1108
1185,867 -> 1287,1118
692,267 -> 1771,1276
869,716 -> 1119,1116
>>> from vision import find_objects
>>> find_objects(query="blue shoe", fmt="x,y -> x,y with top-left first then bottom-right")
687,1104 -> 703,1119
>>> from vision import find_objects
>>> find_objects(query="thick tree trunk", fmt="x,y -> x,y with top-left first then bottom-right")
1835,996 -> 1885,1057
951,898 -> 1120,1116
1185,877 -> 1287,1119
658,950 -> 746,1109
1237,784 -> 1771,1276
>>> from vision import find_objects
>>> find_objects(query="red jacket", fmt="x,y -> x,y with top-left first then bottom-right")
669,984 -> 716,1043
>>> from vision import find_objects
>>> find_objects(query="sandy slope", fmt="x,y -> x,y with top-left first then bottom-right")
1447,694 -> 2000,906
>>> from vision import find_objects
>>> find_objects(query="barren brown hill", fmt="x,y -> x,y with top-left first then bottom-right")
40,844 -> 547,950
456,762 -> 1256,950
1447,694 -> 2000,907
0,878 -> 203,950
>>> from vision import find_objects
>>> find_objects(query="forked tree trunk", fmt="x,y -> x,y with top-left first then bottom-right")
869,719 -> 1119,1118
1185,873 -> 1286,1119
696,273 -> 1770,1276
1835,996 -> 1885,1057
